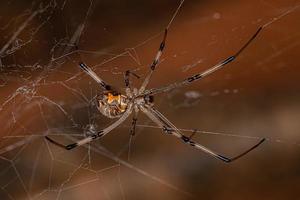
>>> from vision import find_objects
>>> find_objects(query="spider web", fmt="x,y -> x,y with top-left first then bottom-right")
0,0 -> 300,199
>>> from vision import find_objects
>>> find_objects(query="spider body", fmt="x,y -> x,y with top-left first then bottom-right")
97,89 -> 154,118
97,92 -> 128,118
46,27 -> 266,163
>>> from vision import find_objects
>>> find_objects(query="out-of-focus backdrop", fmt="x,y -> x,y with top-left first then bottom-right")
0,0 -> 299,199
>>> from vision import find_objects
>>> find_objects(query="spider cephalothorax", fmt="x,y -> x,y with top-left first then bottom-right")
46,26 -> 265,163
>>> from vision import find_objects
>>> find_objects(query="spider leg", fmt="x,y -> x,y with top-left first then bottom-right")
45,104 -> 133,150
129,108 -> 139,136
140,105 -> 265,163
142,27 -> 263,96
78,62 -> 112,91
139,29 -> 168,94
127,110 -> 139,160
124,70 -> 140,96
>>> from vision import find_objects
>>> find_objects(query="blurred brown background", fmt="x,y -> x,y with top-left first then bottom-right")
0,0 -> 300,199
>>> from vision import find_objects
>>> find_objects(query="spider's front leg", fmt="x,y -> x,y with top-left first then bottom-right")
139,29 -> 168,94
140,105 -> 265,163
142,27 -> 263,96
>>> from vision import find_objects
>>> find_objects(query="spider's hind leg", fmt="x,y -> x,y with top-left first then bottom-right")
78,62 -> 112,91
45,104 -> 134,150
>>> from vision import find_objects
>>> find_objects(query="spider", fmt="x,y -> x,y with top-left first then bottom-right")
46,27 -> 266,163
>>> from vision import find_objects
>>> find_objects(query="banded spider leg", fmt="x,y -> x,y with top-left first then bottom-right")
140,105 -> 265,163
142,27 -> 263,96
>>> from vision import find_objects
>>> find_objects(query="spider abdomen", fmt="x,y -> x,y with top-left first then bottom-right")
97,92 -> 128,118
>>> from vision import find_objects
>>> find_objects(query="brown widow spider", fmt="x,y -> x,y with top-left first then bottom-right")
46,27 -> 265,163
